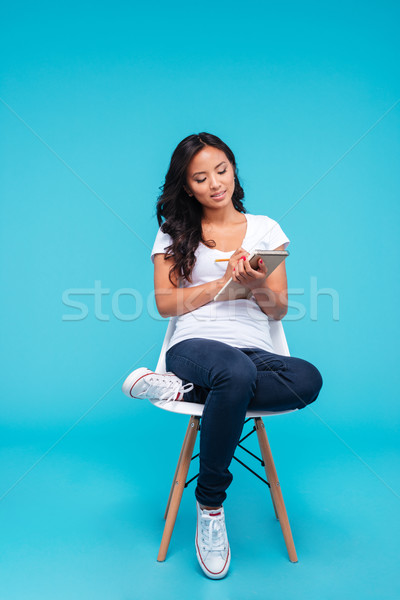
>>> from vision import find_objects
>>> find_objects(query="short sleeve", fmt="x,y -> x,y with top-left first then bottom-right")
150,227 -> 173,264
267,218 -> 290,251
249,215 -> 290,252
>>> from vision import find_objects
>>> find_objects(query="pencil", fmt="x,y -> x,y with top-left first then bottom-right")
214,258 -> 230,262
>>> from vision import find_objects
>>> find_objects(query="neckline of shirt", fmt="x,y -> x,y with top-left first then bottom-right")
199,212 -> 251,253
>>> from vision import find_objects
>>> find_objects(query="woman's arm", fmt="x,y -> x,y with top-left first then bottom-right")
153,248 -> 248,318
233,244 -> 288,320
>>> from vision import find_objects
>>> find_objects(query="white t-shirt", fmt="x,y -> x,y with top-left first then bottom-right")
150,212 -> 290,352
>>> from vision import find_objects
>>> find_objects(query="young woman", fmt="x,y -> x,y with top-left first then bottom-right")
123,132 -> 323,579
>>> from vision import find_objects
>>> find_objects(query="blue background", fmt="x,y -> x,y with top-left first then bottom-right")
1,1 -> 399,598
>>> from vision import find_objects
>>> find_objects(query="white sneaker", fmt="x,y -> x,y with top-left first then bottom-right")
122,367 -> 194,404
195,500 -> 231,579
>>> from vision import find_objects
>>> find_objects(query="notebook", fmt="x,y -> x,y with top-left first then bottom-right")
213,249 -> 289,302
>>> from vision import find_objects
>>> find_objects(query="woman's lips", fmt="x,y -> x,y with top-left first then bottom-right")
211,190 -> 226,199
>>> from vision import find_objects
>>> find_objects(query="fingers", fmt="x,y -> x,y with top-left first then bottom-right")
240,256 -> 255,278
231,247 -> 250,261
234,254 -> 254,281
234,247 -> 249,255
230,249 -> 250,269
231,249 -> 270,285
234,257 -> 268,284
256,258 -> 268,276
230,248 -> 250,281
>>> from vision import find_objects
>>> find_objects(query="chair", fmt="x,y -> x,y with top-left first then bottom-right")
150,316 -> 299,563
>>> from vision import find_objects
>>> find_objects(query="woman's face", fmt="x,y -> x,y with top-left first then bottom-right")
184,146 -> 236,211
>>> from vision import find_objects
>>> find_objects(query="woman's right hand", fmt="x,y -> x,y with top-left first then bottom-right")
220,247 -> 251,285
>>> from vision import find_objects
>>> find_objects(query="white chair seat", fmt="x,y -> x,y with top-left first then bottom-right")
149,397 -> 296,418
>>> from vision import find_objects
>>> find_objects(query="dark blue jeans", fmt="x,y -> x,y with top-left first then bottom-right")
165,337 -> 323,508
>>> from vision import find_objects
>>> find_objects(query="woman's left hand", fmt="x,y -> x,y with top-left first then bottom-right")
232,252 -> 269,290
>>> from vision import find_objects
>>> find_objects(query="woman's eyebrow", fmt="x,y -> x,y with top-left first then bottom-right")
192,161 -> 226,177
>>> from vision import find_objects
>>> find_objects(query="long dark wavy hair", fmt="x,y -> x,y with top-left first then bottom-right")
155,132 -> 246,285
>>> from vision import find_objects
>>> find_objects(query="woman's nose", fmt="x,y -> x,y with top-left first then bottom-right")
209,175 -> 219,189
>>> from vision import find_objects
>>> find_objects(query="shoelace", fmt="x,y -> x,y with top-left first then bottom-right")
199,512 -> 227,555
144,373 -> 194,403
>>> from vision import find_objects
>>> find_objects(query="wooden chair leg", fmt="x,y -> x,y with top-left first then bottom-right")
163,418 -> 194,520
270,485 -> 279,520
157,415 -> 200,562
254,417 -> 298,563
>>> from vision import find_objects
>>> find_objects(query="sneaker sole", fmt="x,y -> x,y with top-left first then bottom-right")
121,367 -> 184,401
121,367 -> 153,398
195,541 -> 231,580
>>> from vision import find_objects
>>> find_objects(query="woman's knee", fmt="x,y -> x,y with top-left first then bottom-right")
293,359 -> 323,408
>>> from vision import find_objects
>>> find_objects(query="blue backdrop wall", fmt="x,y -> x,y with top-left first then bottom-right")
1,2 -> 399,599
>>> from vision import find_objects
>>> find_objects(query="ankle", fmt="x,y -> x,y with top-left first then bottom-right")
200,504 -> 222,510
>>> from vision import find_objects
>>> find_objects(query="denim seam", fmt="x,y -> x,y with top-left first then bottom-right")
255,358 -> 288,372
